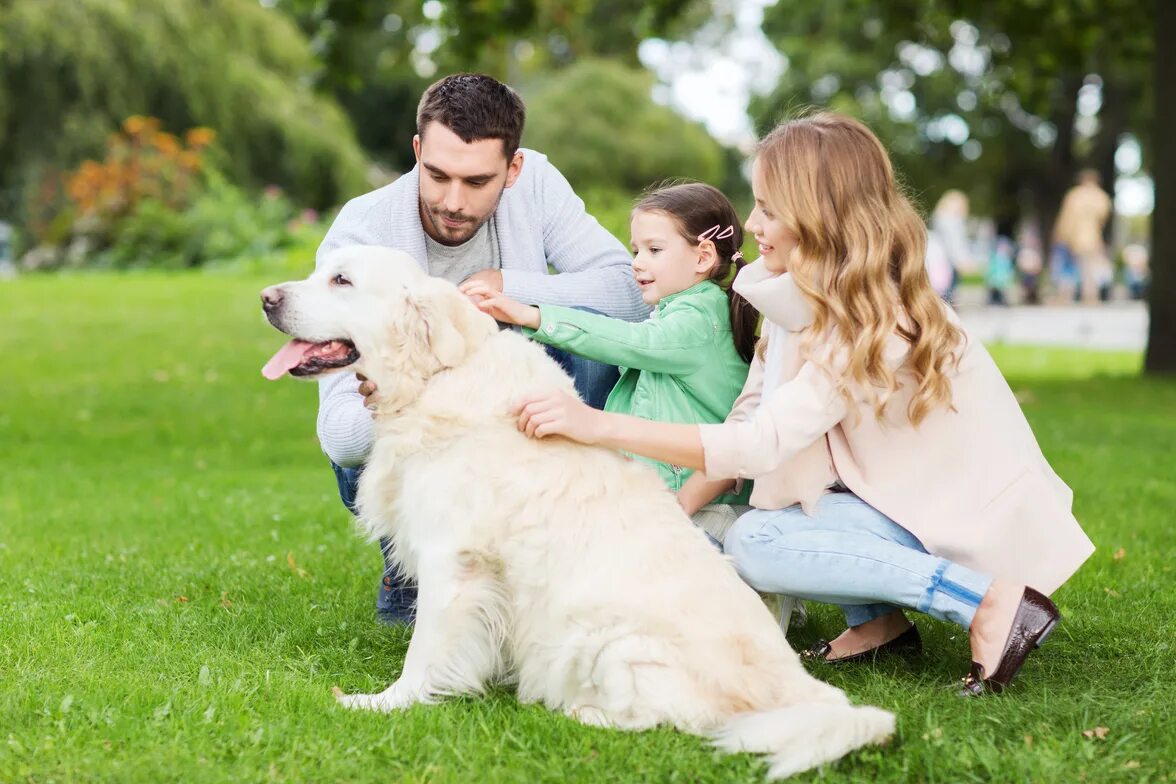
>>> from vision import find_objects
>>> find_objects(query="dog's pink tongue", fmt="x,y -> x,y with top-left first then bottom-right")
262,340 -> 315,380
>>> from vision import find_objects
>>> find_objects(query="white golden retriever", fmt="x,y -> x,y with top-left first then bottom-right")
260,246 -> 894,779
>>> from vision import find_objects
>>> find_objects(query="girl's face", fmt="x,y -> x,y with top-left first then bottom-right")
747,159 -> 799,275
629,210 -> 711,306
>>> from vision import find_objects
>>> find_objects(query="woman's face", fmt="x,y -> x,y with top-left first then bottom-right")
746,159 -> 799,274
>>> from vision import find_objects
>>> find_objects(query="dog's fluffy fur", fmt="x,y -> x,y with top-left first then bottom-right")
263,246 -> 894,779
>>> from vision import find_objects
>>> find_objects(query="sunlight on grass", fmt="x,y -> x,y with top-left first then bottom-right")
985,343 -> 1142,379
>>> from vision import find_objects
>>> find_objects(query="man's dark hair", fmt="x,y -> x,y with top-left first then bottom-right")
416,73 -> 526,158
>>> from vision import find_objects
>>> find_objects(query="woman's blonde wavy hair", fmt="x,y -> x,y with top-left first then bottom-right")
756,112 -> 964,425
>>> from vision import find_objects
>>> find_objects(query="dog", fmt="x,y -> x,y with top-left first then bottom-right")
260,245 -> 894,779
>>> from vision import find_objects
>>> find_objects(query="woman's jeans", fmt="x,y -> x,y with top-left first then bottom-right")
333,345 -> 619,622
723,492 -> 993,630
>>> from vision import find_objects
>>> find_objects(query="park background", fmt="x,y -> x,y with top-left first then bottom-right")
1,1 -> 1173,782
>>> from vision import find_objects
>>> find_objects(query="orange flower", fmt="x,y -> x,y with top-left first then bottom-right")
177,150 -> 202,170
123,115 -> 148,135
151,132 -> 181,156
185,127 -> 216,148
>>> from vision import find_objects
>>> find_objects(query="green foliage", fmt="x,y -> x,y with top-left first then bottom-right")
20,116 -> 325,272
2,273 -> 1175,781
266,1 -> 714,174
523,60 -> 725,195
0,0 -> 370,222
97,177 -> 323,271
269,0 -> 431,173
435,0 -> 711,72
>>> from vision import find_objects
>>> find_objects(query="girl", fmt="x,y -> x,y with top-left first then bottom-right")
510,113 -> 1095,696
464,182 -> 757,541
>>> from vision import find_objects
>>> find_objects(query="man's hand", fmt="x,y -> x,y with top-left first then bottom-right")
356,373 -> 379,412
458,269 -> 503,302
462,282 -> 541,328
513,391 -> 602,443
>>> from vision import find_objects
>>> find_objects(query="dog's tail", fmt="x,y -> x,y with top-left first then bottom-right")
710,702 -> 895,779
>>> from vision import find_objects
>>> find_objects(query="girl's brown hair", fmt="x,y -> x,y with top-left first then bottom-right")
755,112 -> 964,425
634,183 -> 759,363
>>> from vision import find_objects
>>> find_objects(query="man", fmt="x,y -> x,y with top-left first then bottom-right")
315,73 -> 647,625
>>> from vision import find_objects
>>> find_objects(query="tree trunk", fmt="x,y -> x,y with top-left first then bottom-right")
1145,0 -> 1176,373
1092,79 -> 1126,245
1039,74 -> 1082,245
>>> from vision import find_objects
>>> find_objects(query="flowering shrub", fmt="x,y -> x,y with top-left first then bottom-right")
22,116 -> 325,271
64,116 -> 215,224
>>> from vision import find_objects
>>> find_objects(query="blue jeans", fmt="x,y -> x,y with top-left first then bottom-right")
542,344 -> 619,410
722,493 -> 993,630
330,461 -> 417,620
332,346 -> 619,618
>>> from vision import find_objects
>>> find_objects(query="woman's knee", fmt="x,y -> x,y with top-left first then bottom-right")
722,515 -> 786,592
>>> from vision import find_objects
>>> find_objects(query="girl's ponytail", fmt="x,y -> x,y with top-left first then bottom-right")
726,252 -> 759,364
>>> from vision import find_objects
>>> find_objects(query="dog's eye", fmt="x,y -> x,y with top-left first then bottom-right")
331,274 -> 352,287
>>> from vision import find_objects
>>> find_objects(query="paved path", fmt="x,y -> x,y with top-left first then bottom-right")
955,301 -> 1148,351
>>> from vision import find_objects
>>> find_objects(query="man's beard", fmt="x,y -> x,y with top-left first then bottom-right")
421,190 -> 504,246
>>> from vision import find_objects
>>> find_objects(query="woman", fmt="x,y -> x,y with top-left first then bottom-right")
511,113 -> 1094,695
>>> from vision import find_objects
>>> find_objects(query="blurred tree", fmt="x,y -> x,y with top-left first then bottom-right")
753,0 -> 1150,233
756,0 -> 1176,371
1146,0 -> 1174,373
433,0 -> 710,73
264,0 -> 712,173
0,0 -> 369,221
522,60 -> 724,194
267,0 -> 430,173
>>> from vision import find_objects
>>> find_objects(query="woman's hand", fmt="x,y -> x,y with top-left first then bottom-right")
513,391 -> 603,443
460,281 -> 541,329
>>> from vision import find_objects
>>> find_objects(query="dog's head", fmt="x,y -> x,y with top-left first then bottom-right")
260,245 -> 496,406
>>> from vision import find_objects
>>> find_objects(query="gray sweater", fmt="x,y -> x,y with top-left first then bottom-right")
315,148 -> 648,467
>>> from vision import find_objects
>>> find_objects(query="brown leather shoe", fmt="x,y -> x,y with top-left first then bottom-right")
803,623 -> 922,664
959,586 -> 1060,696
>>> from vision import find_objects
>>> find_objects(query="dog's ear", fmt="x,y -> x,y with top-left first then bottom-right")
412,279 -> 497,369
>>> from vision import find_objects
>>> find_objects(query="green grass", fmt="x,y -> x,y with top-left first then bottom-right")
2,272 -> 1174,783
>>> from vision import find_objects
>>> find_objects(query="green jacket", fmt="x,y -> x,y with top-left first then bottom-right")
525,280 -> 751,503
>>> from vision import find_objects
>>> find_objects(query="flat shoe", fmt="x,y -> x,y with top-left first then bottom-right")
959,586 -> 1060,696
802,623 -> 922,664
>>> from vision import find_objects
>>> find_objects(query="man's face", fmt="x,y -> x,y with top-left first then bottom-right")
414,122 -> 523,246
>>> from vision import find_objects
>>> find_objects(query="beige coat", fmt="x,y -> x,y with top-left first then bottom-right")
1053,182 -> 1112,257
700,262 -> 1094,595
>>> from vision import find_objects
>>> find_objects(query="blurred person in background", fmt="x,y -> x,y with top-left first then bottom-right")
926,189 -> 972,304
1014,219 -> 1044,305
1052,169 -> 1112,305
986,234 -> 1016,306
1122,243 -> 1150,300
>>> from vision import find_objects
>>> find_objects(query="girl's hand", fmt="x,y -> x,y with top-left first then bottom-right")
460,282 -> 541,329
513,391 -> 602,443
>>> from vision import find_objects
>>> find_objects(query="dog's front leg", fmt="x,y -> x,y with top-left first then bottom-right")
335,552 -> 505,712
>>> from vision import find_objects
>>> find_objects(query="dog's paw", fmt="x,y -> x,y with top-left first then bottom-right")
332,684 -> 416,713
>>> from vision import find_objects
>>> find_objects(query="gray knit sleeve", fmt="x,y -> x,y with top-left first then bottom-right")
501,158 -> 647,322
313,196 -> 381,466
316,371 -> 374,467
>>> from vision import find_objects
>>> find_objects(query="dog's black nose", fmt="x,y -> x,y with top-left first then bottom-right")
261,286 -> 283,313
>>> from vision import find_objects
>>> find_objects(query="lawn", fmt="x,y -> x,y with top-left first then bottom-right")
1,272 -> 1174,783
